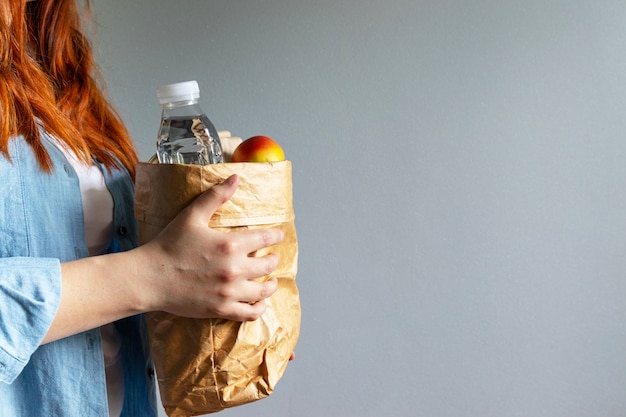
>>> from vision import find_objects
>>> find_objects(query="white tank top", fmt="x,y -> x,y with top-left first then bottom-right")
53,140 -> 124,417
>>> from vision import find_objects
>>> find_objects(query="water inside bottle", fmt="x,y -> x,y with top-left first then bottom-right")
157,115 -> 223,165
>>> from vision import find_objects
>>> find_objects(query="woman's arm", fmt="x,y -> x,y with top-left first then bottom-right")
43,174 -> 283,344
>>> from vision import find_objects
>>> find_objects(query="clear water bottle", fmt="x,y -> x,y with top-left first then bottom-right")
156,80 -> 224,165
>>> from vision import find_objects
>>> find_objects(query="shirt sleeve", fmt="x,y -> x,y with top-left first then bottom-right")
0,257 -> 62,384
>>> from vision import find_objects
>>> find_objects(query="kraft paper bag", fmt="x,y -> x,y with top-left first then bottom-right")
134,161 -> 300,416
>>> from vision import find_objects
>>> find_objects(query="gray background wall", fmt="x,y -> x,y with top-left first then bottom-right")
91,1 -> 626,416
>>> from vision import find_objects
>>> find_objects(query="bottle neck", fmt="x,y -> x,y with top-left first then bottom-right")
160,99 -> 203,117
161,98 -> 199,108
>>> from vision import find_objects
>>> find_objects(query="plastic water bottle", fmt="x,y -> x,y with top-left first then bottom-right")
156,80 -> 224,165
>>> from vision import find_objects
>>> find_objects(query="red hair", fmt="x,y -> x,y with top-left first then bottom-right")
0,0 -> 137,178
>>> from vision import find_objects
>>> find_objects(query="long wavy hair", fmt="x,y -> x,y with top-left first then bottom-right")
0,0 -> 137,177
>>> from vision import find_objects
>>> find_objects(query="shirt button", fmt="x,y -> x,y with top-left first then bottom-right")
118,226 -> 127,236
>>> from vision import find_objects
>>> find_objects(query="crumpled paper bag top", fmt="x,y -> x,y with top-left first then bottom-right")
135,160 -> 294,232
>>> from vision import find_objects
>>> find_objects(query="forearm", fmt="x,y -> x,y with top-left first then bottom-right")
43,250 -> 147,344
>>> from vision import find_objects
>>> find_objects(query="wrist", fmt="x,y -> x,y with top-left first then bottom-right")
125,243 -> 167,314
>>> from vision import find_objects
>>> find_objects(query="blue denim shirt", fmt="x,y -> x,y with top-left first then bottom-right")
0,130 -> 156,416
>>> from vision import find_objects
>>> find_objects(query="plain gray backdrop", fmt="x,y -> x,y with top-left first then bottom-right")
91,1 -> 626,416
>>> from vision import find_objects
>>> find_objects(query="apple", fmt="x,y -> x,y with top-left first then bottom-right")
231,135 -> 285,162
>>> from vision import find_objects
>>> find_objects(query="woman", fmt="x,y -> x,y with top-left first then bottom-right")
0,1 -> 283,416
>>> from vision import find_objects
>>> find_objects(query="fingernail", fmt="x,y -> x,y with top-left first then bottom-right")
223,174 -> 238,186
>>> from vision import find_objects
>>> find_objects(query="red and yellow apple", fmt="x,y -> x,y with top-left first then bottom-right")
231,135 -> 285,162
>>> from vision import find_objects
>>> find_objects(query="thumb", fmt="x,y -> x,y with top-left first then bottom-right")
185,174 -> 239,223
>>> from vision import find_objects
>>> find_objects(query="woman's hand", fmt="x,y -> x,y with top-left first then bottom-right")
136,174 -> 283,321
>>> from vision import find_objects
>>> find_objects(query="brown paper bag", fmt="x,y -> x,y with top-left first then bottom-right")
134,161 -> 300,416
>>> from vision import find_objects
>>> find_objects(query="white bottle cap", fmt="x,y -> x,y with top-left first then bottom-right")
156,80 -> 200,104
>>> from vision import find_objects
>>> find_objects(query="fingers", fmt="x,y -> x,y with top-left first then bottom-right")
214,229 -> 284,262
247,228 -> 285,255
208,225 -> 282,321
229,299 -> 268,322
214,277 -> 278,321
237,276 -> 278,305
184,174 -> 239,224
